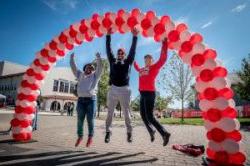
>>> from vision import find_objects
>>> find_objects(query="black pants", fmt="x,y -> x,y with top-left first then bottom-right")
140,91 -> 167,137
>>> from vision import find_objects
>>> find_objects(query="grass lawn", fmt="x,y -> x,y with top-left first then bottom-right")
159,117 -> 250,126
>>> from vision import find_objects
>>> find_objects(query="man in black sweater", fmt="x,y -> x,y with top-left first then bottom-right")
105,28 -> 138,143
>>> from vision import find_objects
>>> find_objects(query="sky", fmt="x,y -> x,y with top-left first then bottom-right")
0,0 -> 250,107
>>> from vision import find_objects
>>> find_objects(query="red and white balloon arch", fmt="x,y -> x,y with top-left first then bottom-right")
10,9 -> 246,165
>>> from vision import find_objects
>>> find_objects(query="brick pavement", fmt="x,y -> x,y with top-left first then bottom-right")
0,113 -> 249,166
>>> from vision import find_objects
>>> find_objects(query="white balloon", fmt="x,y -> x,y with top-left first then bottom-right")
172,41 -> 182,51
15,113 -> 34,121
111,24 -> 118,33
195,81 -> 209,92
202,58 -> 217,70
137,13 -> 145,22
192,43 -> 206,54
99,25 -> 107,34
72,22 -> 81,32
84,18 -> 91,27
48,50 -> 57,58
210,77 -> 228,89
213,97 -> 230,110
222,139 -> 240,154
208,140 -> 223,152
181,52 -> 193,64
151,16 -> 159,26
180,30 -> 191,42
122,12 -> 130,20
109,13 -> 117,22
217,118 -> 238,132
76,33 -> 85,42
121,24 -> 130,33
165,21 -> 175,34
147,26 -> 154,37
97,15 -> 104,23
204,120 -> 215,131
191,66 -> 202,76
199,99 -> 213,111
57,43 -> 66,51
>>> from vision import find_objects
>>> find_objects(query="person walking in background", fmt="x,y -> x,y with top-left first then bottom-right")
134,38 -> 171,146
104,27 -> 138,143
70,102 -> 74,116
70,52 -> 103,147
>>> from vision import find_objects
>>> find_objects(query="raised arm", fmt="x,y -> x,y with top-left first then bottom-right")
152,38 -> 168,69
94,52 -> 103,79
106,29 -> 115,62
70,53 -> 81,78
127,28 -> 139,64
133,61 -> 141,72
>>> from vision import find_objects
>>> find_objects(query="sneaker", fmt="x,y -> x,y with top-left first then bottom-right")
162,132 -> 171,146
105,132 -> 111,143
150,130 -> 156,142
75,137 -> 83,147
127,132 -> 132,143
86,137 -> 93,147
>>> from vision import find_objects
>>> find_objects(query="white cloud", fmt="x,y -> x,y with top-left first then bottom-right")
201,21 -> 213,29
231,3 -> 247,13
42,0 -> 79,13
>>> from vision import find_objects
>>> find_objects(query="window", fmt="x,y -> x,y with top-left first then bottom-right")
70,82 -> 76,94
64,82 -> 69,93
59,81 -> 65,92
53,80 -> 59,92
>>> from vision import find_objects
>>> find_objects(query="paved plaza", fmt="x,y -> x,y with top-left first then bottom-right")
0,112 -> 249,166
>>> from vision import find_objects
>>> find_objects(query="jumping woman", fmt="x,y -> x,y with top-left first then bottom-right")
134,38 -> 171,146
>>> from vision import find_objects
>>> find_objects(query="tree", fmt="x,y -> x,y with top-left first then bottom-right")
233,54 -> 250,102
97,59 -> 109,117
155,94 -> 172,112
130,95 -> 140,112
158,52 -> 195,122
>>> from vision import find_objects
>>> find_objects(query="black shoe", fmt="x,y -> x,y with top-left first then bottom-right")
150,130 -> 156,142
127,132 -> 132,143
162,132 -> 171,146
105,132 -> 111,143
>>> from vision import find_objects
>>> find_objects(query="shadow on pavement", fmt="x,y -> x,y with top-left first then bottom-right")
0,139 -> 38,144
0,150 -> 158,166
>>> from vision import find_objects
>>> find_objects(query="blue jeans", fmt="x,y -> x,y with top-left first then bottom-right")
77,97 -> 96,137
32,107 -> 38,130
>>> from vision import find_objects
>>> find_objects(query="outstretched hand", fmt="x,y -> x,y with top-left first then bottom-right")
96,52 -> 101,58
162,38 -> 168,46
132,27 -> 139,36
107,28 -> 112,35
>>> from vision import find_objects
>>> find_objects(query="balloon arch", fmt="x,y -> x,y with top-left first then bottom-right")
10,9 -> 246,165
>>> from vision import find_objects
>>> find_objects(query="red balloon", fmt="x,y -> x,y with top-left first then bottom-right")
190,33 -> 203,44
160,15 -> 170,24
227,130 -> 242,141
92,13 -> 99,20
91,19 -> 100,30
131,8 -> 140,16
85,33 -> 94,42
229,152 -> 246,164
13,133 -> 28,141
181,41 -> 193,53
146,10 -> 155,20
115,16 -> 125,27
96,29 -> 103,37
102,17 -> 112,29
210,128 -> 226,142
47,56 -> 56,63
214,151 -> 229,164
69,26 -> 77,38
204,88 -> 218,100
207,108 -> 222,122
213,67 -> 227,77
176,23 -> 188,33
59,33 -> 67,43
200,69 -> 214,82
168,30 -> 180,42
65,42 -> 74,50
20,120 -> 31,128
154,34 -> 161,42
154,23 -> 165,35
49,40 -> 57,50
79,21 -> 88,34
104,12 -> 111,18
219,88 -> 234,99
56,50 -> 65,57
142,30 -> 148,37
204,49 -> 217,59
117,9 -> 125,17
192,53 -> 205,66
141,18 -> 151,30
127,16 -> 138,28
206,148 -> 216,159
26,68 -> 34,76
41,49 -> 49,57
198,93 -> 205,100
11,118 -> 20,127
222,107 -> 237,118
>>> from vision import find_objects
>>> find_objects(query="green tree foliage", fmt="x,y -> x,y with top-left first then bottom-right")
233,54 -> 250,102
97,59 -> 109,117
130,95 -> 140,112
155,94 -> 172,112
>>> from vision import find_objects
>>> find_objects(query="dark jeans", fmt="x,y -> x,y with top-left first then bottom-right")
77,97 -> 96,137
140,91 -> 167,137
32,107 -> 38,131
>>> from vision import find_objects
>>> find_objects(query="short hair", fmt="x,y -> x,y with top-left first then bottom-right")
144,54 -> 153,59
83,63 -> 95,71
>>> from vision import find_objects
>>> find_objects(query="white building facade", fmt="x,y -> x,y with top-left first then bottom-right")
0,61 -> 78,112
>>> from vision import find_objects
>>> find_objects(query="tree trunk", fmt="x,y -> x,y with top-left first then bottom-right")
181,99 -> 184,123
119,107 -> 122,118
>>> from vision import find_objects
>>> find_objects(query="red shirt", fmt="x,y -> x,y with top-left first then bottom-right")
134,41 -> 168,92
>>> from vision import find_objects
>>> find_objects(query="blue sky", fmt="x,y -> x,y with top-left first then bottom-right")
0,0 -> 250,107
